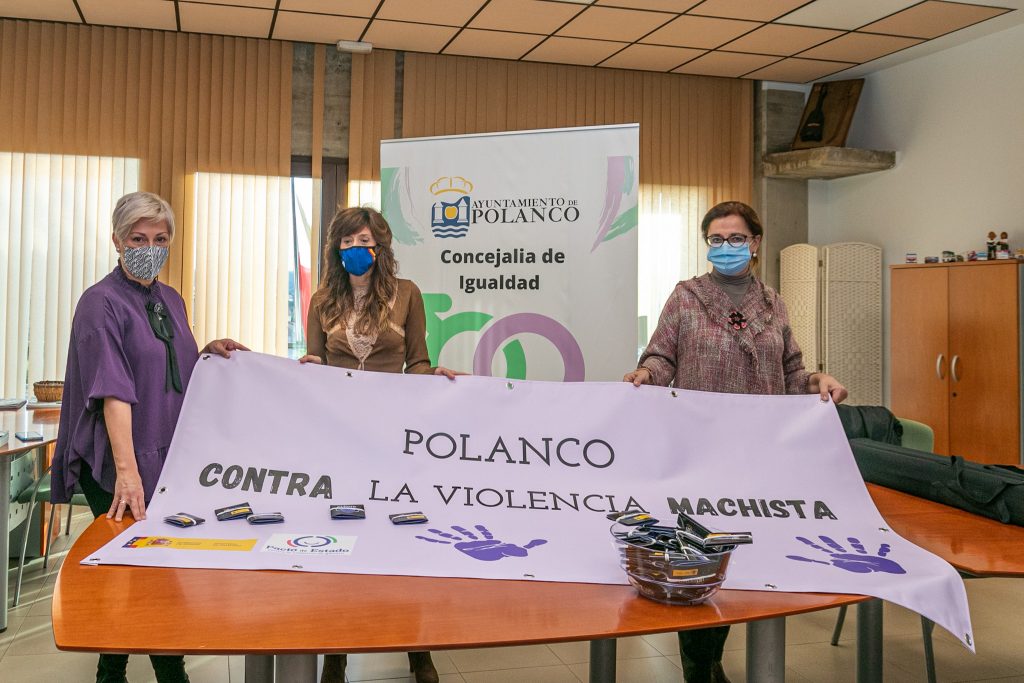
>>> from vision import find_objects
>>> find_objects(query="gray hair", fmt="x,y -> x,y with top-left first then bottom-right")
112,192 -> 176,242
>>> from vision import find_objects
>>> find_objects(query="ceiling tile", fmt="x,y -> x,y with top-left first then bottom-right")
0,0 -> 81,22
377,0 -> 485,27
77,0 -> 176,30
778,0 -> 917,30
523,36 -> 629,66
363,19 -> 459,52
744,56 -> 855,83
673,51 -> 780,77
799,31 -> 923,62
859,0 -> 1010,38
180,0 -> 277,9
278,0 -> 380,17
641,15 -> 761,49
469,0 -> 585,34
687,0 -> 812,22
272,10 -> 366,43
443,28 -> 545,59
721,24 -> 843,56
179,4 -> 273,38
600,44 -> 706,71
558,6 -> 674,42
595,0 -> 702,10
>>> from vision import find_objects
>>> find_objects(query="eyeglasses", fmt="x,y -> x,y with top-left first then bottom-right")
705,234 -> 754,248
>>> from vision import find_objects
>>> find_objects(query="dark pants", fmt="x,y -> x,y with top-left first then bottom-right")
80,463 -> 190,683
678,625 -> 729,683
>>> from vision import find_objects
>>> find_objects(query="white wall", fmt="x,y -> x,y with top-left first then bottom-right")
808,22 -> 1024,404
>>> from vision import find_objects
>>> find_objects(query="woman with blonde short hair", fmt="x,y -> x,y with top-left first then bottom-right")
52,191 -> 247,683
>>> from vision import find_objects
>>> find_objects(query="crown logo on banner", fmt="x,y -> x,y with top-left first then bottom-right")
429,176 -> 474,238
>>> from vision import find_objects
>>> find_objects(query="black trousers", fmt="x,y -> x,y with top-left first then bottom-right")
79,463 -> 190,683
678,625 -> 729,683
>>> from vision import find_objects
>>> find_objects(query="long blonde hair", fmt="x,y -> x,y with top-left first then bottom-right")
318,207 -> 398,334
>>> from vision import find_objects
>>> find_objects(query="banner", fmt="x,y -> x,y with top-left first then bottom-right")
380,124 -> 639,382
88,353 -> 973,649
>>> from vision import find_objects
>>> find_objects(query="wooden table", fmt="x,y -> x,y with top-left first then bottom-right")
53,517 -> 865,683
851,484 -> 1024,682
1,407 -> 60,632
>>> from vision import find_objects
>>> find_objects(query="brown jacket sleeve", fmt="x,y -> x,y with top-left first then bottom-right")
402,281 -> 434,375
306,292 -> 327,363
637,284 -> 684,387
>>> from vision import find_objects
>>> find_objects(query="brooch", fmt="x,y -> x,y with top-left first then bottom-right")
728,310 -> 748,330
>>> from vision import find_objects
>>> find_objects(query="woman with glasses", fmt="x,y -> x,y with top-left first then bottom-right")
623,200 -> 846,683
299,205 -> 456,683
51,191 -> 247,683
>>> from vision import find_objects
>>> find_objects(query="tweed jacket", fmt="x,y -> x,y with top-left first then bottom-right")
639,273 -> 811,395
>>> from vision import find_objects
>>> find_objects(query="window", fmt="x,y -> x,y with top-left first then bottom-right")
0,153 -> 140,398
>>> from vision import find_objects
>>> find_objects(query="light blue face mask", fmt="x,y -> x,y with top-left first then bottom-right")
707,243 -> 752,276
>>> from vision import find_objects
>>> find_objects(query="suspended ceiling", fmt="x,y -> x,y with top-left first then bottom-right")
1,0 -> 1020,82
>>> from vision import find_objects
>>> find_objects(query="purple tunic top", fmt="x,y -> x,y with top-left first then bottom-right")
51,265 -> 199,504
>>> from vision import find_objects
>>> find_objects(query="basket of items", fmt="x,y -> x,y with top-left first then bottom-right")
609,511 -> 753,606
33,380 -> 64,403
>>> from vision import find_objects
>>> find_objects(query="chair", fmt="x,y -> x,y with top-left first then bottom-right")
831,417 -> 938,682
13,469 -> 89,606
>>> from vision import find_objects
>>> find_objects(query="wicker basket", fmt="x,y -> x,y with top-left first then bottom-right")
33,380 -> 64,403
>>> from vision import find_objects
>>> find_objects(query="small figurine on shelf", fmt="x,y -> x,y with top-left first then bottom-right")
941,250 -> 956,263
987,231 -> 998,260
924,256 -> 939,263
967,250 -> 978,261
955,254 -> 964,262
998,231 -> 1010,259
905,252 -> 918,264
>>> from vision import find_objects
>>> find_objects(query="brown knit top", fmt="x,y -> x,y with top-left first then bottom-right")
305,278 -> 433,374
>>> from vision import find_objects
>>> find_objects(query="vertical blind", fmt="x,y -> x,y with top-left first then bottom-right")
0,19 -> 292,391
192,173 -> 292,356
0,153 -> 139,397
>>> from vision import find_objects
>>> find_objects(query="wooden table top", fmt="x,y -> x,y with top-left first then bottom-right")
53,517 -> 864,655
868,483 -> 1024,577
0,407 -> 60,457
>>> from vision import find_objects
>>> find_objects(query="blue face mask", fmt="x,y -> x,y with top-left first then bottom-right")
339,246 -> 376,276
707,243 -> 752,276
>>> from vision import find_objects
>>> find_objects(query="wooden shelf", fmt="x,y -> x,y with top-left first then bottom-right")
763,146 -> 895,180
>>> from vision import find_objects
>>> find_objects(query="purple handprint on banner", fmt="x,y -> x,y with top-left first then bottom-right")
786,536 -> 906,574
415,524 -> 548,561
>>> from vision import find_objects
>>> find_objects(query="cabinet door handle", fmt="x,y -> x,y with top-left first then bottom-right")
935,354 -> 945,380
951,355 -> 961,382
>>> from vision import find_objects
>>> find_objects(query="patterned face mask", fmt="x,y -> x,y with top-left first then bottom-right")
121,245 -> 169,281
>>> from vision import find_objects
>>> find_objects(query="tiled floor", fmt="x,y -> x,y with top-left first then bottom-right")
4,510 -> 1024,682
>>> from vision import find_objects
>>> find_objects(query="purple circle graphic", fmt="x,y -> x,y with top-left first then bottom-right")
473,313 -> 585,381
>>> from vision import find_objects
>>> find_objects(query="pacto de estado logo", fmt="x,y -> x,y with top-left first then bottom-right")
430,176 -> 473,238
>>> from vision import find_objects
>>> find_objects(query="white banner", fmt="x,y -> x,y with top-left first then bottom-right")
88,353 -> 973,649
380,124 -> 639,382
